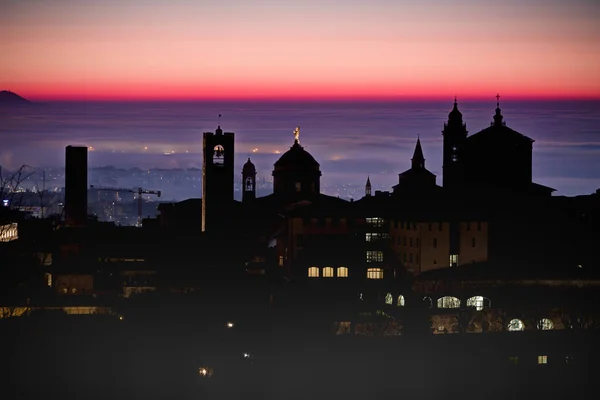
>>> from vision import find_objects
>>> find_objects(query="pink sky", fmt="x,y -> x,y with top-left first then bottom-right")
1,0 -> 599,100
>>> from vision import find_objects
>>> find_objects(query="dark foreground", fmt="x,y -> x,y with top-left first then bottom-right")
3,316 -> 597,400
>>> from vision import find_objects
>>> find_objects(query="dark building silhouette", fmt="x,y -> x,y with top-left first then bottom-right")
202,125 -> 235,232
272,127 -> 321,200
392,137 -> 438,193
442,95 -> 554,196
365,176 -> 372,197
242,158 -> 256,203
64,145 -> 88,227
442,97 -> 468,190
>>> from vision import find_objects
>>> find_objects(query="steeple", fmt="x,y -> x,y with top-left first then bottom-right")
411,137 -> 425,169
365,176 -> 372,197
492,93 -> 505,126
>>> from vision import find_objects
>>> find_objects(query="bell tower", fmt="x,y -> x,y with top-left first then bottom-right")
442,97 -> 468,189
202,125 -> 235,232
242,158 -> 256,203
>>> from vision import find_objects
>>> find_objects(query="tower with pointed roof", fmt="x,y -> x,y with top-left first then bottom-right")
365,176 -> 372,197
392,137 -> 437,194
242,157 -> 257,203
202,124 -> 235,232
442,97 -> 468,190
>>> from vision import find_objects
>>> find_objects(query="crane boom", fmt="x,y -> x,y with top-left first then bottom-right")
89,185 -> 161,226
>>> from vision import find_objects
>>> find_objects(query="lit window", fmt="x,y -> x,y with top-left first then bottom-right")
538,355 -> 548,365
508,319 -> 525,331
437,296 -> 460,308
366,251 -> 383,263
366,233 -> 388,242
323,267 -> 334,278
450,254 -> 458,266
278,256 -> 284,266
45,273 -> 52,287
337,267 -> 348,278
466,296 -> 489,311
213,145 -> 225,165
397,295 -> 405,306
509,356 -> 519,365
366,268 -> 383,279
385,293 -> 393,304
538,318 -> 554,331
366,217 -> 385,228
71,288 -> 77,294
308,267 -> 319,278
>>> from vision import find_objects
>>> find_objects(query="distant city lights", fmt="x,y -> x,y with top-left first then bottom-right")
226,321 -> 234,328
252,148 -> 258,153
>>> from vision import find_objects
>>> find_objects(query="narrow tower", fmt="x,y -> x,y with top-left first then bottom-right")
365,176 -> 372,197
442,97 -> 468,189
65,146 -> 88,227
202,125 -> 235,232
242,158 -> 257,203
412,137 -> 425,169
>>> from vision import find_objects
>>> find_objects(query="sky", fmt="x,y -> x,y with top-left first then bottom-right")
1,0 -> 599,100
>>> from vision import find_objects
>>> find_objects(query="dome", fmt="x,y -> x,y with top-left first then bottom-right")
448,98 -> 462,120
272,127 -> 322,198
242,157 -> 256,174
274,141 -> 320,170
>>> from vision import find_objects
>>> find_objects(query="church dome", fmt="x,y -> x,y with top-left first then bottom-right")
274,141 -> 320,170
273,126 -> 320,171
272,127 -> 321,198
242,157 -> 256,174
448,98 -> 462,120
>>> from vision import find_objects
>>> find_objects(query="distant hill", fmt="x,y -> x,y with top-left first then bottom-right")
0,90 -> 31,105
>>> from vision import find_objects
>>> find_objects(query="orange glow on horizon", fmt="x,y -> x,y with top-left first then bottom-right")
9,81 -> 600,102
2,1 -> 598,102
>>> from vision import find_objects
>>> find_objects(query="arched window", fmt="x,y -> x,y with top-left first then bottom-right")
337,266 -> 348,278
397,295 -> 405,307
308,267 -> 319,278
213,145 -> 225,165
466,296 -> 491,311
366,268 -> 383,279
323,267 -> 334,278
423,296 -> 433,308
507,319 -> 525,331
538,318 -> 554,331
385,293 -> 393,305
437,296 -> 461,308
244,177 -> 253,191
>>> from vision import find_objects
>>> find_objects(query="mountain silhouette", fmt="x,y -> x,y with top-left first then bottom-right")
0,90 -> 31,105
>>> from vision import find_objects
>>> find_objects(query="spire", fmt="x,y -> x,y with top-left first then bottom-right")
411,137 -> 425,169
365,176 -> 372,197
216,114 -> 223,134
493,93 -> 505,126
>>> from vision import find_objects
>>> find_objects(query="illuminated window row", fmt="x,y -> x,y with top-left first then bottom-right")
308,266 -> 348,278
384,293 -> 405,306
366,251 -> 383,263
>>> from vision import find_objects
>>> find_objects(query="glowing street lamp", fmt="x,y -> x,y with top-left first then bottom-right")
226,321 -> 234,328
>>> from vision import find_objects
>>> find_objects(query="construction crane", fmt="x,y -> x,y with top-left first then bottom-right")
90,185 -> 161,227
